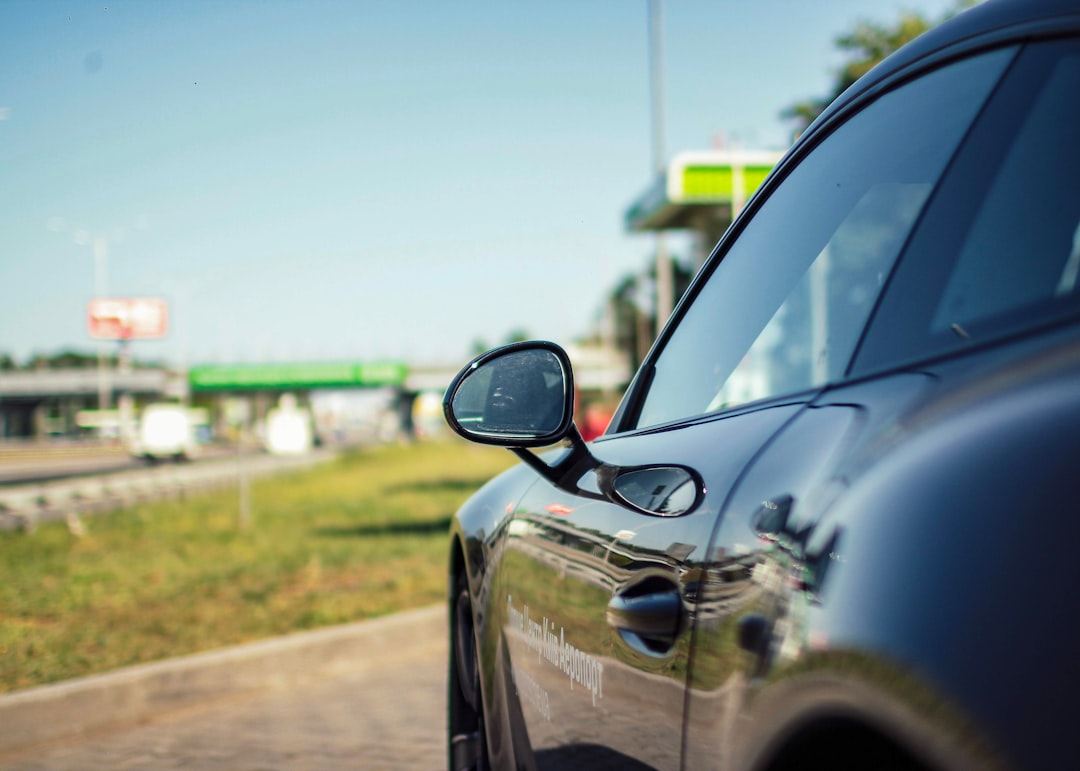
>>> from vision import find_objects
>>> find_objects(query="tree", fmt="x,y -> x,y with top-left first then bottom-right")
19,349 -> 165,371
469,330 -> 531,357
606,258 -> 696,373
28,350 -> 102,370
470,338 -> 490,357
783,2 -> 979,136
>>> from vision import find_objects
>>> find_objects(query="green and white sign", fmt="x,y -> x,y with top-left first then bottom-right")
189,361 -> 408,391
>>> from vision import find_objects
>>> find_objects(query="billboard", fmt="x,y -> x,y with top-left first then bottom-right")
88,298 -> 168,340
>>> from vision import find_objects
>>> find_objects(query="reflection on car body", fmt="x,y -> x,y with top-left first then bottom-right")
443,1 -> 1080,769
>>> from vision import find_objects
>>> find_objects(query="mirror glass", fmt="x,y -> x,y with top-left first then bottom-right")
450,348 -> 568,439
611,466 -> 700,517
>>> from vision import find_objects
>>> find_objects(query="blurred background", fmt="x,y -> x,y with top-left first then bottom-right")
0,3 -> 987,742
1,0 -> 965,454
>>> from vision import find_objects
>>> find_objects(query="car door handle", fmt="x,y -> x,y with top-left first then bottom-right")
606,578 -> 685,656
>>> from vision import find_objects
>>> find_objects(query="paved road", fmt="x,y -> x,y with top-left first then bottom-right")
0,608 -> 448,771
0,452 -> 145,486
0,442 -> 234,486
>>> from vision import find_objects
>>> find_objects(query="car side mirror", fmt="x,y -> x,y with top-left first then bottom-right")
443,341 -> 575,447
444,341 -> 705,518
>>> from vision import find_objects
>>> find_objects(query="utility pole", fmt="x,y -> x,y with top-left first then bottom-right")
91,236 -> 111,420
55,217 -> 147,440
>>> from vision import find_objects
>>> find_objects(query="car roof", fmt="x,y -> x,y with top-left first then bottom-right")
806,0 -> 1080,140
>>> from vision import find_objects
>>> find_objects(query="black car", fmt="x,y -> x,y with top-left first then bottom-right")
442,1 -> 1080,768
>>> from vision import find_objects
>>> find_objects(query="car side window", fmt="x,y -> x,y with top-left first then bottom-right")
630,48 -> 1016,429
855,39 -> 1080,373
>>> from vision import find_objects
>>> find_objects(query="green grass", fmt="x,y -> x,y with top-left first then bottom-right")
0,440 -> 516,693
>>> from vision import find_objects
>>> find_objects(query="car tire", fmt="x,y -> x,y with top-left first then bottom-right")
448,566 -> 489,771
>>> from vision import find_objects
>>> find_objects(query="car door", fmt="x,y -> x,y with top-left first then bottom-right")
501,403 -> 800,769
499,44 -> 1015,771
683,36 -> 1080,770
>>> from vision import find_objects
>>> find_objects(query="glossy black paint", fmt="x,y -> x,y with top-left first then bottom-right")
446,2 -> 1080,769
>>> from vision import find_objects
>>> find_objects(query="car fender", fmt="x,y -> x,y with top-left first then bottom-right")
745,367 -> 1080,770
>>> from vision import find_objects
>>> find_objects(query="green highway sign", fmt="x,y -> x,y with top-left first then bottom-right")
188,361 -> 408,391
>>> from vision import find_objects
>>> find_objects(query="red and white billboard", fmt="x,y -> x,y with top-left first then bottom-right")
88,298 -> 168,340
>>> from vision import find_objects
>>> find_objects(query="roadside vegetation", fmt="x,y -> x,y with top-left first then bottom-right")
0,440 -> 516,693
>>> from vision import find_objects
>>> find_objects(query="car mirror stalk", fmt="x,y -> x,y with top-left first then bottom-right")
445,341 -> 704,518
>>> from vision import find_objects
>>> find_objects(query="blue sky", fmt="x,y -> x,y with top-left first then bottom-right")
1,0 -> 961,369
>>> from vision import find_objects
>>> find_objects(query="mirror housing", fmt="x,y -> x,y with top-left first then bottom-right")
443,341 -> 703,518
443,340 -> 575,447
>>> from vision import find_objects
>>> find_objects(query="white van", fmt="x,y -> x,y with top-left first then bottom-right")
131,403 -> 200,462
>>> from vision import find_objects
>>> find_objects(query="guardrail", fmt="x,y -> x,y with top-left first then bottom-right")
0,450 -> 338,533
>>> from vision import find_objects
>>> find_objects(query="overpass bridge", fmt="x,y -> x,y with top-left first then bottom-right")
0,368 -> 182,438
0,344 -> 631,442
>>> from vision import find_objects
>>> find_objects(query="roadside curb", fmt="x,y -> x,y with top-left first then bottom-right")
0,603 -> 446,755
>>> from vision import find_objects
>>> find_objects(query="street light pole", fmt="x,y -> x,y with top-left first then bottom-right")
648,0 -> 674,336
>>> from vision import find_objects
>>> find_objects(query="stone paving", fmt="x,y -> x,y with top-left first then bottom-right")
0,614 -> 447,771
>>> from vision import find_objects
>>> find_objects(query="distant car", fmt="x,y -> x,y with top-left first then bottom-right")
441,1 -> 1080,768
130,403 -> 200,462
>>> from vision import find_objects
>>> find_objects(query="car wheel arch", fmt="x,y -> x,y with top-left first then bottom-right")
732,672 -> 1003,771
755,715 -> 933,771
